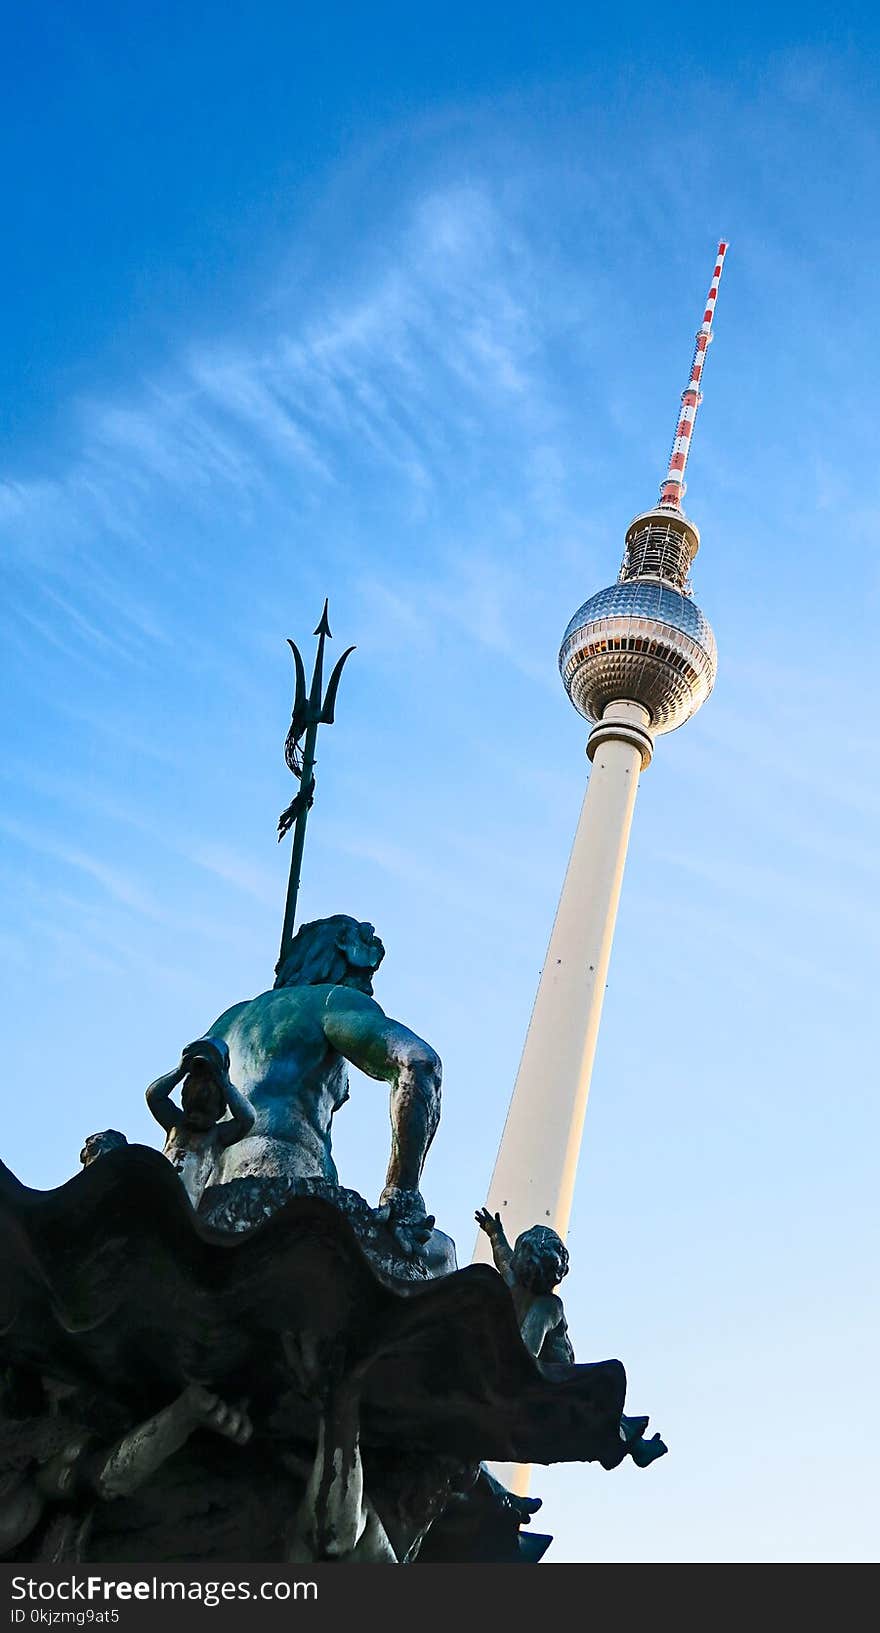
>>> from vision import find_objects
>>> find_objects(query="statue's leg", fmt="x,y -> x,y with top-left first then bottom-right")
288,1384 -> 397,1562
289,1389 -> 364,1560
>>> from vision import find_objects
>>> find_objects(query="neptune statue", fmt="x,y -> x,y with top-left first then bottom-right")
148,913 -> 453,1274
209,915 -> 439,1212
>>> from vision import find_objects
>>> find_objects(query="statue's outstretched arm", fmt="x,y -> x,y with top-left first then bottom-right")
145,1065 -> 187,1134
90,1386 -> 251,1501
322,991 -> 441,1203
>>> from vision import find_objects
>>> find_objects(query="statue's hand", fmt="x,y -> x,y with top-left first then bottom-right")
378,1185 -> 428,1223
475,1206 -> 503,1239
376,1187 -> 436,1257
180,1384 -> 252,1447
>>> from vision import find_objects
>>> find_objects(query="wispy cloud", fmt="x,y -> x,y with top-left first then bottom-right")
189,843 -> 280,907
0,184 -> 561,567
0,180 -> 585,731
0,764 -> 285,918
0,815 -> 165,921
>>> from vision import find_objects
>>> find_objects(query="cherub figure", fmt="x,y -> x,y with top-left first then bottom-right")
475,1209 -> 575,1364
475,1208 -> 666,1468
146,1037 -> 254,1207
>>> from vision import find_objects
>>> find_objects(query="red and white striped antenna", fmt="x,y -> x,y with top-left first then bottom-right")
658,241 -> 729,513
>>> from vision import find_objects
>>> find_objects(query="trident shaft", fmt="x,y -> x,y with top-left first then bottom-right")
276,600 -> 354,973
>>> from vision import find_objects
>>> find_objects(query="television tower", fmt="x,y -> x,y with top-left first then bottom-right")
476,242 -> 728,1262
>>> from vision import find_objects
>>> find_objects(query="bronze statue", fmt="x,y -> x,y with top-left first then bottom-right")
206,915 -> 443,1251
475,1209 -> 575,1363
475,1208 -> 667,1468
145,1037 -> 254,1207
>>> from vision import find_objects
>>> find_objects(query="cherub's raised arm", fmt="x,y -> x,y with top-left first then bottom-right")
474,1207 -> 516,1286
322,988 -> 440,1204
218,1073 -> 255,1148
145,1065 -> 186,1134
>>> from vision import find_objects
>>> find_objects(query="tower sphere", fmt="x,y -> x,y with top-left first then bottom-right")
558,509 -> 717,734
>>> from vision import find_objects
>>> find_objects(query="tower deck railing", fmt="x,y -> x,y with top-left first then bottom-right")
618,517 -> 693,594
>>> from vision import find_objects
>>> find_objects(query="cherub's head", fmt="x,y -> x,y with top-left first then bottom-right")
511,1226 -> 570,1295
180,1037 -> 230,1130
79,1129 -> 128,1167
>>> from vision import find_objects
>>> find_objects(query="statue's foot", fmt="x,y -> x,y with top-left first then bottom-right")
481,1467 -> 543,1523
629,1432 -> 668,1468
619,1413 -> 650,1445
509,1493 -> 543,1525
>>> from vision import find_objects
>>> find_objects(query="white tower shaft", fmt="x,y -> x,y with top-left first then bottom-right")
475,702 -> 651,1497
474,700 -> 651,1255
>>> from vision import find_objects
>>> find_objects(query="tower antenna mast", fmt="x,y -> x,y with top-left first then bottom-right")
658,240 -> 729,512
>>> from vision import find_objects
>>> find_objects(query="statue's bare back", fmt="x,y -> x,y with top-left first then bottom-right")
200,917 -> 442,1229
210,984 -> 363,1187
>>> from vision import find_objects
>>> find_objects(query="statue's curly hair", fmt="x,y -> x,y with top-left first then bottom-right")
273,914 -> 368,990
513,1225 -> 570,1283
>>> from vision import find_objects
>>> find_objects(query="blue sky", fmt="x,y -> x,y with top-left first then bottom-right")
2,1 -> 879,1564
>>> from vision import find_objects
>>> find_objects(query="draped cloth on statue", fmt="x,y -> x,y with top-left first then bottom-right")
0,1146 -> 626,1470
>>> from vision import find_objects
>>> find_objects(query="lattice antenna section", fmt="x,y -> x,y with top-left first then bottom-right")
658,241 -> 728,512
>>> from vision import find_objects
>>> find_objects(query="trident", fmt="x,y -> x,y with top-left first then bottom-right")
276,600 -> 355,973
